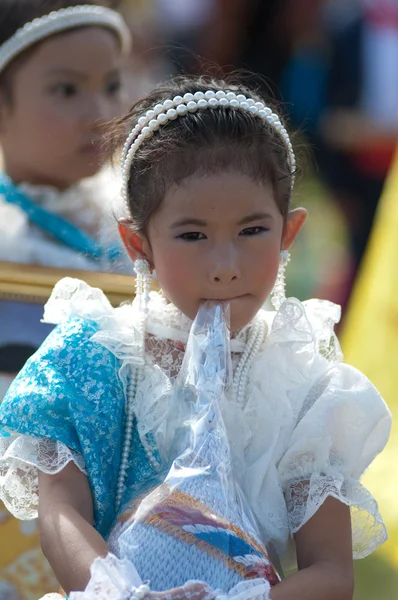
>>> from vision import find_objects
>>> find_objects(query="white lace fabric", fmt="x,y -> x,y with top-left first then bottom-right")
0,434 -> 86,519
0,277 -> 392,570
66,554 -> 271,600
285,474 -> 387,557
0,167 -> 124,270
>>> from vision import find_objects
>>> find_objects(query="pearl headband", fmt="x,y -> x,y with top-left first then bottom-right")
121,89 -> 296,211
0,5 -> 132,75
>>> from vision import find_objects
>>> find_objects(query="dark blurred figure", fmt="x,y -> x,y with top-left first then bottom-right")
236,0 -> 325,96
157,0 -> 324,95
313,0 -> 398,307
281,0 -> 398,309
319,1 -> 398,254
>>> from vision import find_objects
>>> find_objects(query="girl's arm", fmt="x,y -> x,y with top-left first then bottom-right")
271,497 -> 354,600
39,464 -> 212,600
38,461 -> 109,593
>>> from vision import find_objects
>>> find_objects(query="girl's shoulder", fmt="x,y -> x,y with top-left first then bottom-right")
0,279 -> 130,442
42,276 -> 124,329
38,277 -> 142,376
252,296 -> 389,423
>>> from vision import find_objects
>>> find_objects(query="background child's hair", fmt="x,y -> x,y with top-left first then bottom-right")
0,0 -> 122,100
110,74 -> 296,235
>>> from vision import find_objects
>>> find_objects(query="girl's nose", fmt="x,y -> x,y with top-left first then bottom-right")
208,248 -> 241,285
81,98 -> 110,129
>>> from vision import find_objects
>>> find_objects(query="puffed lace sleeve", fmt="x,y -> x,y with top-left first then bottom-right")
0,285 -> 126,535
277,350 -> 391,558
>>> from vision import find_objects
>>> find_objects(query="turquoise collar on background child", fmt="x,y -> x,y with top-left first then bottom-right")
0,172 -> 121,263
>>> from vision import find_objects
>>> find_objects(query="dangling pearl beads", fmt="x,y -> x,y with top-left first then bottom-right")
271,250 -> 291,311
233,320 -> 266,408
134,258 -> 152,316
116,369 -> 142,508
116,259 -> 153,510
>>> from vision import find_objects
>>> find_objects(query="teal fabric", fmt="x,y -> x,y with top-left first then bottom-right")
0,316 -> 156,538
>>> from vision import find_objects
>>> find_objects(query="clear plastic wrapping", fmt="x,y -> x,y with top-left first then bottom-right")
72,302 -> 280,598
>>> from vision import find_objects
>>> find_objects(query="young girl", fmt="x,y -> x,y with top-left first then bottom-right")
0,1 -> 131,597
0,75 -> 391,599
0,0 -> 132,270
0,0 -> 132,382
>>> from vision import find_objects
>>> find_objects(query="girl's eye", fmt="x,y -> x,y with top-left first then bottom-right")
177,232 -> 207,241
106,79 -> 122,95
239,226 -> 269,236
52,83 -> 78,98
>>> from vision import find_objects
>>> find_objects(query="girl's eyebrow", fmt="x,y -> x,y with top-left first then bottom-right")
171,218 -> 207,229
44,67 -> 88,80
171,212 -> 273,229
43,67 -> 120,80
238,212 -> 273,225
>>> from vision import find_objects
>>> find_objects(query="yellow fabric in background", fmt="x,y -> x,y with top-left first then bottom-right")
341,155 -> 398,598
0,502 -> 58,599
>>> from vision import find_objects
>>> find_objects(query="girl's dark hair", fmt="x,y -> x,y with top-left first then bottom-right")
110,74 -> 296,234
0,0 -> 122,98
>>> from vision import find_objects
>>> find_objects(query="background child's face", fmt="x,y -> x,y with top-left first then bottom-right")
142,172 -> 302,331
0,27 -> 126,188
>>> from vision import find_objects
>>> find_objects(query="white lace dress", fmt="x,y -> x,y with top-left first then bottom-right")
0,278 -> 392,596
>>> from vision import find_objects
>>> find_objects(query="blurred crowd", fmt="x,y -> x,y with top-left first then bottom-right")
121,0 -> 398,313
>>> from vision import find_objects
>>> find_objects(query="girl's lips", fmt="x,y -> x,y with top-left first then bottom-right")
205,295 -> 249,302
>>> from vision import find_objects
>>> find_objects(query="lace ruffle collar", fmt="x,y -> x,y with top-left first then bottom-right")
43,277 -> 342,361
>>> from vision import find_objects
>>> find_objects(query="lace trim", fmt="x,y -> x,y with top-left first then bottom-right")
0,434 -> 86,519
302,299 -> 342,364
69,554 -> 142,600
285,473 -> 388,558
68,554 -> 271,600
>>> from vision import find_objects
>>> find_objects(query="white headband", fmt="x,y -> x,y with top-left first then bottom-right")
0,5 -> 132,75
121,90 -> 296,211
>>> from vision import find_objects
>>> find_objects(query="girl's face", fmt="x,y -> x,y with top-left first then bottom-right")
0,27 -> 126,189
131,172 -> 306,331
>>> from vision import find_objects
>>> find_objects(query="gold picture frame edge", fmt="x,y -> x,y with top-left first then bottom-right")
0,261 -> 136,306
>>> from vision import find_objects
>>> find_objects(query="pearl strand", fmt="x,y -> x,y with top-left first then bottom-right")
116,371 -> 141,508
233,320 -> 266,409
116,259 -> 155,509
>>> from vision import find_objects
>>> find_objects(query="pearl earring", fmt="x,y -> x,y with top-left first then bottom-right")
134,258 -> 152,315
271,250 -> 290,310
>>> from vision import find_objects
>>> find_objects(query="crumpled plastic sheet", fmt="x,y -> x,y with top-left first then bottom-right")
69,302 -> 279,599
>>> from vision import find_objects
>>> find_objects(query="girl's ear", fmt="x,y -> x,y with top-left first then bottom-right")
281,208 -> 307,250
118,220 -> 153,265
